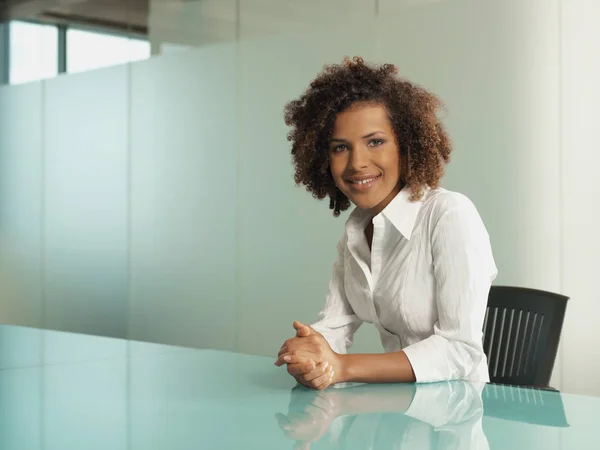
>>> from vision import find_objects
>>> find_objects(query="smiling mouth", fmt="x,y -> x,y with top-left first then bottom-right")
347,174 -> 382,190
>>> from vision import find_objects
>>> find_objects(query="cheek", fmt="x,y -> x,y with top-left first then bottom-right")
329,158 -> 345,181
379,150 -> 401,177
385,162 -> 401,179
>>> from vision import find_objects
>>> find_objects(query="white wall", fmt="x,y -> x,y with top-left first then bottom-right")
560,0 -> 600,396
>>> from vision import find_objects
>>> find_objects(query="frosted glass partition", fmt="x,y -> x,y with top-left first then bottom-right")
0,83 -> 43,328
43,67 -> 129,338
129,45 -> 238,350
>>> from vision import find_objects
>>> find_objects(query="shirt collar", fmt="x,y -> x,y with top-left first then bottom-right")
347,186 -> 428,240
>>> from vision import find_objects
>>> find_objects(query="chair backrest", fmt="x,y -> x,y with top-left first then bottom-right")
483,286 -> 569,387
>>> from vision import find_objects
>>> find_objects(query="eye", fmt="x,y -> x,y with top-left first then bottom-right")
331,144 -> 348,153
368,139 -> 385,147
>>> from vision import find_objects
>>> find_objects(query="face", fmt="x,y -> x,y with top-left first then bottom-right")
329,102 -> 403,216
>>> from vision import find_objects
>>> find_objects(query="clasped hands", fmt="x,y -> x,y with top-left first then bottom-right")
275,321 -> 342,390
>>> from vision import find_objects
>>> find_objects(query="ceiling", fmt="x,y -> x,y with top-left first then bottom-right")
0,0 -> 150,35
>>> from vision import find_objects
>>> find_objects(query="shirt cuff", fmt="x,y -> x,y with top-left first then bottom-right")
403,337 -> 447,383
310,323 -> 347,355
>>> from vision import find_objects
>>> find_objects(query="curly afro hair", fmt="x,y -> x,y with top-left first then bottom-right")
284,56 -> 452,216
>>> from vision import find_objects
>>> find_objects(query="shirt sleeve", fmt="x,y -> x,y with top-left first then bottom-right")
402,194 -> 497,382
310,235 -> 363,354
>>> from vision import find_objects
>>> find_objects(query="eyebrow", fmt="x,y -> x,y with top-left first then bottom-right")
330,131 -> 386,142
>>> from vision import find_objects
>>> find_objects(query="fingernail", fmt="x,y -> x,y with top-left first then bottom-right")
323,361 -> 329,368
284,356 -> 292,362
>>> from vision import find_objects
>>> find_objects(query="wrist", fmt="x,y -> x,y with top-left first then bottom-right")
335,353 -> 351,384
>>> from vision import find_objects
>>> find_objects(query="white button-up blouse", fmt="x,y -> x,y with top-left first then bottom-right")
311,187 -> 498,383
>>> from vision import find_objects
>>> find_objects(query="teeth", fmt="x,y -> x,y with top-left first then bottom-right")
354,176 -> 378,185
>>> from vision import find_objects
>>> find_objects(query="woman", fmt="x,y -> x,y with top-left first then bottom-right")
275,57 -> 497,390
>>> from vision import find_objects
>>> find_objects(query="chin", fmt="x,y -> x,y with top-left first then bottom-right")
349,196 -> 382,211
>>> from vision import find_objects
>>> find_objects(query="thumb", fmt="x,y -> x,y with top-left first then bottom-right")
293,320 -> 312,337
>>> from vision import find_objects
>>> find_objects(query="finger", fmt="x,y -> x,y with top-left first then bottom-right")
293,320 -> 307,331
322,369 -> 335,390
280,336 -> 308,353
274,351 -> 287,366
287,360 -> 317,376
276,349 -> 319,366
311,365 -> 334,390
294,320 -> 318,338
278,338 -> 304,356
294,376 -> 312,389
294,321 -> 312,337
296,326 -> 311,338
302,361 -> 329,382
274,348 -> 294,366
277,354 -> 315,367
294,321 -> 323,339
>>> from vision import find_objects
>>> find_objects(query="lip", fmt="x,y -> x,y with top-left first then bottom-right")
346,174 -> 382,191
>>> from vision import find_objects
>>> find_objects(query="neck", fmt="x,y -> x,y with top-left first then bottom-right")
368,182 -> 405,217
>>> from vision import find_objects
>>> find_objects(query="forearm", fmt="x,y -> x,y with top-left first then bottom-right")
338,351 -> 416,384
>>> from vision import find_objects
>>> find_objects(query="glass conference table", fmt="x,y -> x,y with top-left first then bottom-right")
0,325 -> 598,449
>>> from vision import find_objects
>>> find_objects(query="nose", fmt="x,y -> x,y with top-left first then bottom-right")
348,146 -> 369,171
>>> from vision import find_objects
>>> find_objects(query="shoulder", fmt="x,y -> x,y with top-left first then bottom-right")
335,229 -> 350,255
421,188 -> 486,232
424,187 -> 477,212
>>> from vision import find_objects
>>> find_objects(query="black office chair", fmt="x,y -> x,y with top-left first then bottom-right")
483,286 -> 569,388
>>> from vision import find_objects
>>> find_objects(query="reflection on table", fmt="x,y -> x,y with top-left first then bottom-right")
276,379 -> 570,450
0,325 -> 596,450
277,381 -> 488,449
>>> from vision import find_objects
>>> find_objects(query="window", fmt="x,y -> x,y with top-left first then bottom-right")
9,21 -> 58,84
66,29 -> 151,74
4,21 -> 151,84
